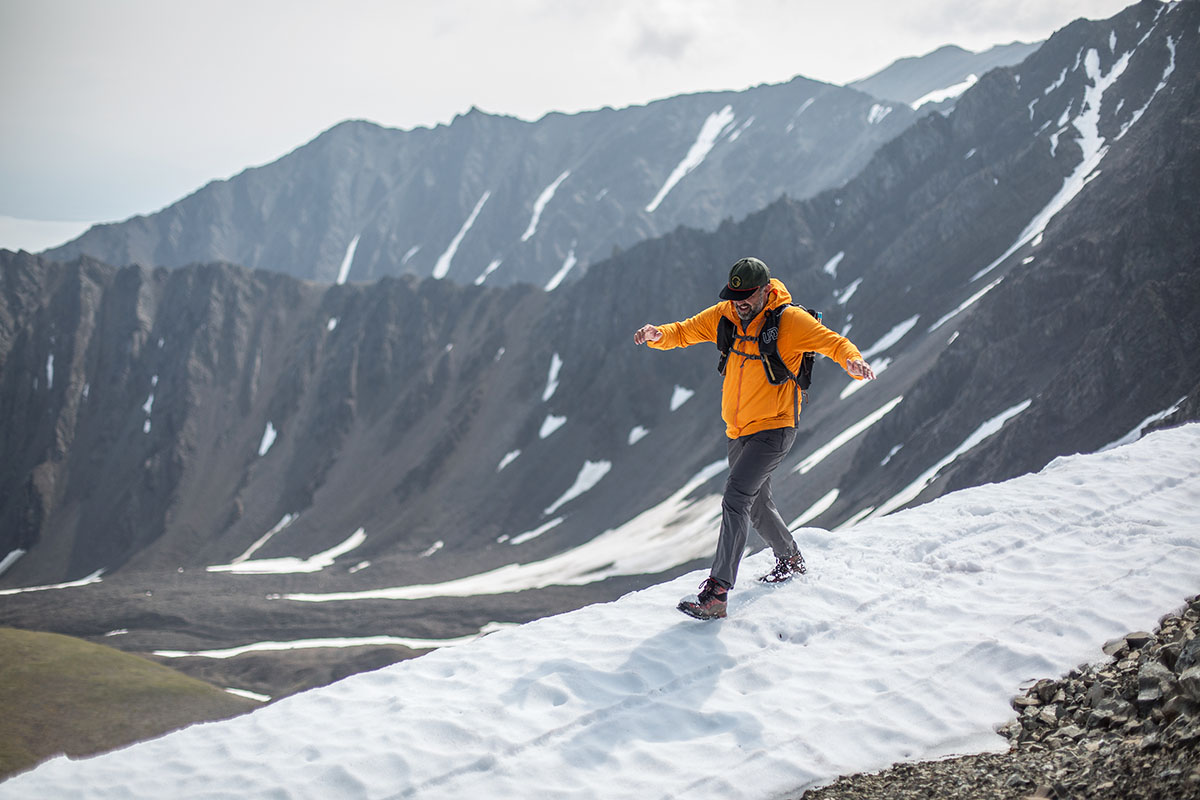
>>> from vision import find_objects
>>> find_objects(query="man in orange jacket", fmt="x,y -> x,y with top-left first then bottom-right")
635,257 -> 875,619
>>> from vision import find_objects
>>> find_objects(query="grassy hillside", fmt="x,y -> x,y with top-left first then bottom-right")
0,627 -> 260,780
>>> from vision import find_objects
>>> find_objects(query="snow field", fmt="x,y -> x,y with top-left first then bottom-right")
8,424 -> 1199,799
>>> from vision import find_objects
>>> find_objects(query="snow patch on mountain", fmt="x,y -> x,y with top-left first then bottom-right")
910,74 -> 978,109
789,487 -> 839,528
497,449 -> 521,472
872,399 -> 1033,517
336,235 -> 359,285
539,414 -> 567,439
929,276 -> 1005,332
861,315 -> 920,359
434,191 -> 490,279
867,103 -> 894,124
522,171 -> 570,242
0,548 -> 27,578
670,385 -> 695,411
225,514 -> 299,565
0,569 -> 104,597
1117,35 -> 1176,139
545,460 -> 612,516
140,381 -> 155,434
207,528 -> 367,575
542,353 -> 563,401
154,631 -> 486,661
727,116 -> 754,143
257,422 -> 278,456
1101,395 -> 1186,451
509,517 -> 565,546
822,251 -> 845,278
785,97 -> 817,133
474,258 -> 503,285
544,247 -> 577,291
837,277 -> 861,304
646,105 -> 736,213
972,45 -> 1135,283
793,396 -> 905,476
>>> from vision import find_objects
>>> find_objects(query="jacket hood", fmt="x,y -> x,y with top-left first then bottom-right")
765,278 -> 792,309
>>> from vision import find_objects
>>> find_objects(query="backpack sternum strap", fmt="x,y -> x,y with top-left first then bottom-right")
716,304 -> 824,414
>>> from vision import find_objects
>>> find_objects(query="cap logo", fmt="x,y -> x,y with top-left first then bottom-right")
730,276 -> 743,289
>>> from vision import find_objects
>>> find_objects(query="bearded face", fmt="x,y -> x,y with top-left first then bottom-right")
734,285 -> 769,322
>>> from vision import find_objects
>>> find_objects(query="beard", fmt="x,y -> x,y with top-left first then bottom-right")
736,299 -> 765,322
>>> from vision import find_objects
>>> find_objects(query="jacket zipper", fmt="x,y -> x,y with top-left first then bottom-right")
733,315 -> 760,434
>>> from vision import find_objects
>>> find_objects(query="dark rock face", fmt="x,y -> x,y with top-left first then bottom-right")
796,595 -> 1200,800
1,1 -> 1197,700
40,79 -> 918,291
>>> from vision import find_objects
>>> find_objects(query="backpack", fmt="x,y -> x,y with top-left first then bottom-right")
716,304 -> 823,423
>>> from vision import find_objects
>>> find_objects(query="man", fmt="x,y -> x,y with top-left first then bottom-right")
634,256 -> 875,619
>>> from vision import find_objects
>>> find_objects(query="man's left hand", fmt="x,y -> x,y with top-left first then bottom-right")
846,358 -> 876,381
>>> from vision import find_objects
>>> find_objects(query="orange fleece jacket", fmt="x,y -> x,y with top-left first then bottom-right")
649,279 -> 864,438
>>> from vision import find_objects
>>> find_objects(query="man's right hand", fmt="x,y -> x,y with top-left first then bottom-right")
634,324 -> 663,345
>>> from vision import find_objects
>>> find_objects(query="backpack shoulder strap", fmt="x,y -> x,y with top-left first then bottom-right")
716,315 -> 735,375
757,304 -> 795,379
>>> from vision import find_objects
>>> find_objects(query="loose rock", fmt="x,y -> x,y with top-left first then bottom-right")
797,595 -> 1200,800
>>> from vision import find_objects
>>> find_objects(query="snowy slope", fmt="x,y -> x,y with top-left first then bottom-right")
6,423 -> 1199,799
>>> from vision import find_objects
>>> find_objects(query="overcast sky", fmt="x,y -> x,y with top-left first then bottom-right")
1,0 -> 1135,224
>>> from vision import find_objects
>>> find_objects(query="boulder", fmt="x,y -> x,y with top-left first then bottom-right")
1124,631 -> 1155,650
1179,666 -> 1200,704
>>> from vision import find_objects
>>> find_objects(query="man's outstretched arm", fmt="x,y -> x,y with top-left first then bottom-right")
635,306 -> 723,350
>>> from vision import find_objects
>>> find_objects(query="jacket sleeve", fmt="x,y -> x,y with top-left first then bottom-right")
648,304 -> 724,350
779,307 -> 865,376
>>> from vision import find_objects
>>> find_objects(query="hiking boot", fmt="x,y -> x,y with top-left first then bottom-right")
677,577 -> 728,620
759,551 -> 806,584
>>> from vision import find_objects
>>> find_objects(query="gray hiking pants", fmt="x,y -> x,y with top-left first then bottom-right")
710,426 -> 800,589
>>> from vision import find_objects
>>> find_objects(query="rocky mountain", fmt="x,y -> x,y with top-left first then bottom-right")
2,0 -> 1197,699
850,41 -> 1042,109
37,40 -> 1050,292
40,77 -> 922,291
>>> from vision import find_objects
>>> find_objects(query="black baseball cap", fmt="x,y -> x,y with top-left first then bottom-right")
720,257 -> 771,300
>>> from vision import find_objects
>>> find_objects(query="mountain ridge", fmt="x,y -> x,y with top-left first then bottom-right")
36,38 -> 1041,291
